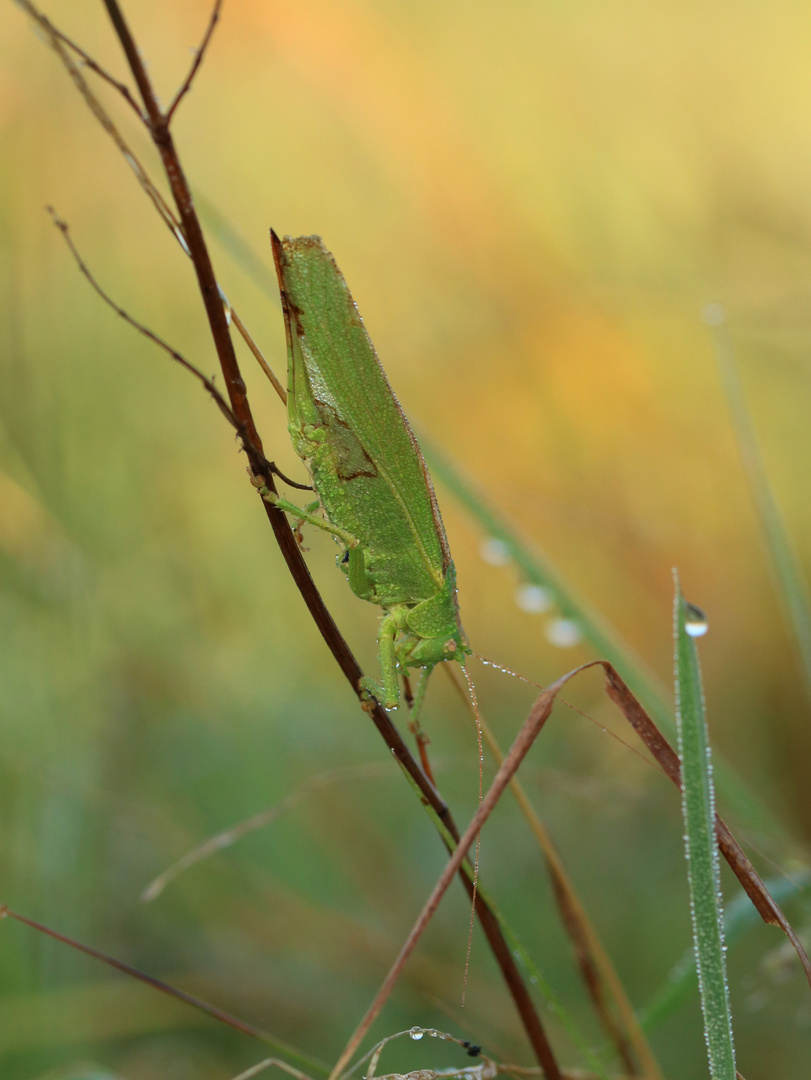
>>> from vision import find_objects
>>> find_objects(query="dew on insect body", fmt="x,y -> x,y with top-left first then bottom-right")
545,617 -> 582,648
684,603 -> 709,637
515,583 -> 552,614
479,537 -> 511,566
408,1027 -> 424,1041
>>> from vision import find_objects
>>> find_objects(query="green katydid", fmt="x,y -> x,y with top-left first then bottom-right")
263,231 -> 470,710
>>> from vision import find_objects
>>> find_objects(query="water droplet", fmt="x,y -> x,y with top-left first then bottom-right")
701,303 -> 726,327
408,1028 -> 424,1041
515,583 -> 552,614
219,286 -> 233,326
545,618 -> 582,648
684,603 -> 709,637
174,226 -> 191,256
480,537 -> 511,566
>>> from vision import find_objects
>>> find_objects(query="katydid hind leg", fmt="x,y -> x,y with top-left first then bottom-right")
408,666 -> 434,727
407,667 -> 436,784
359,611 -> 400,709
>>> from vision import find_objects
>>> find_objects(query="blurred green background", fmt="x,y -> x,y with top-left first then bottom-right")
2,1 -> 811,1077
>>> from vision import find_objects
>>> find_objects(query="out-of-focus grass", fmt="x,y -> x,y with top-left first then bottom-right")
2,2 -> 811,1077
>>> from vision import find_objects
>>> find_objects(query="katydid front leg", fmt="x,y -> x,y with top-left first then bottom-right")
258,485 -> 359,550
259,480 -> 408,708
261,486 -> 376,601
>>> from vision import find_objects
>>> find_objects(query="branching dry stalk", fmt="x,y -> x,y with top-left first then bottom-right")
14,2 -> 563,1074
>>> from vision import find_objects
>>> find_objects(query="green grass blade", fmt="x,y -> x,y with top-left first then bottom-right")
673,576 -> 736,1080
424,440 -> 783,839
638,869 -> 811,1031
704,304 -> 811,709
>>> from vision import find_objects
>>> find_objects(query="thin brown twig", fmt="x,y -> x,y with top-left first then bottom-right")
101,0 -> 262,459
102,0 -> 160,124
48,27 -> 143,118
15,0 -> 145,119
48,207 -> 241,433
20,1 -> 287,411
0,905 -> 317,1062
49,207 -> 304,498
231,304 -> 288,405
166,0 -> 223,124
18,1 -> 181,236
602,662 -> 811,988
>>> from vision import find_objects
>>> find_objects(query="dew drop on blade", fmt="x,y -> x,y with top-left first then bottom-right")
545,617 -> 582,648
515,583 -> 552,614
479,537 -> 511,566
408,1027 -> 424,1041
684,602 -> 709,637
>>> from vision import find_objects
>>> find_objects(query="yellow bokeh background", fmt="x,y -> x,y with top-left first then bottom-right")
2,2 -> 811,1077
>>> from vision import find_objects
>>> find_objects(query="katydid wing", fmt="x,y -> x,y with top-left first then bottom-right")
268,231 -> 470,708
